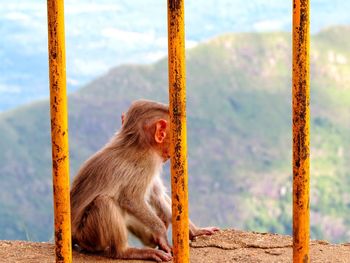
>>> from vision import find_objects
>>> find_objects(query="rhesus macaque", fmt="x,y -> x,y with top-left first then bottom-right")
70,99 -> 219,262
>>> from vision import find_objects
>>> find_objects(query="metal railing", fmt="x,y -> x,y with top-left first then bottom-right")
46,0 -> 310,262
47,0 -> 72,262
292,0 -> 310,262
167,1 -> 190,262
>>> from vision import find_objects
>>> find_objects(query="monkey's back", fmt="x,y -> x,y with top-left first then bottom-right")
70,147 -> 122,230
70,142 -> 158,234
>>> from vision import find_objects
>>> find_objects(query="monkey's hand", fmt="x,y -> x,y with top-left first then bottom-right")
189,226 -> 220,240
153,233 -> 172,254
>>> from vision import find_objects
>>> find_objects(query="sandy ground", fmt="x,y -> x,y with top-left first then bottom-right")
0,229 -> 349,263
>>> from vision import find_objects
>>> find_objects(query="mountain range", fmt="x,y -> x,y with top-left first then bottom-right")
0,26 -> 350,243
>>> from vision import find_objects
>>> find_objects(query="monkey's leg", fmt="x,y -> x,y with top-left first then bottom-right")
73,195 -> 128,255
75,195 -> 171,262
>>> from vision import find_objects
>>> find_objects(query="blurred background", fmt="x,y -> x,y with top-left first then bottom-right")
0,0 -> 349,243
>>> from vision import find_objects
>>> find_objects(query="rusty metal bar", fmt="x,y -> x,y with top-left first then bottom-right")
292,0 -> 310,262
167,0 -> 190,262
47,0 -> 72,262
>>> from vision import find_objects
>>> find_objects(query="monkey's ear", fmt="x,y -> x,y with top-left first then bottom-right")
154,119 -> 168,144
121,112 -> 125,125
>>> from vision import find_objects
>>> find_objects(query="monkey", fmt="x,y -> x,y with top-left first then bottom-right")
70,99 -> 219,262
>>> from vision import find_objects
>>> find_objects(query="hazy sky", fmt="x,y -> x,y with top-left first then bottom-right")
1,0 -> 350,111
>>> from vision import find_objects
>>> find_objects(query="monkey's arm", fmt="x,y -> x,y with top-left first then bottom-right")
161,192 -> 219,240
119,194 -> 172,253
149,181 -> 172,229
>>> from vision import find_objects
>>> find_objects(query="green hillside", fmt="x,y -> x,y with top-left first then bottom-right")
1,26 -> 350,243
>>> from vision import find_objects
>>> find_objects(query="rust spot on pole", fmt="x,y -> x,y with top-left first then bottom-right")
47,0 -> 72,262
292,1 -> 310,263
167,0 -> 190,263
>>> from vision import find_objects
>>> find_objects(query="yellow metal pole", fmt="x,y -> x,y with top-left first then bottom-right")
47,0 -> 72,262
292,0 -> 310,262
167,1 -> 190,263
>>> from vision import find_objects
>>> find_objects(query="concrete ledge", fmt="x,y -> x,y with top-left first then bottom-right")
1,229 -> 349,262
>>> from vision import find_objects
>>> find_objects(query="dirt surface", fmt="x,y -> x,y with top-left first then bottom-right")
1,229 -> 349,263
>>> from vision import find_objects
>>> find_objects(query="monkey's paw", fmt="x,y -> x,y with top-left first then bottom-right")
149,250 -> 172,262
190,226 -> 220,240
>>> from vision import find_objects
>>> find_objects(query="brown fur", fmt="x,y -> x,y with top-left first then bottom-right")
71,99 -> 219,262
71,100 -> 172,261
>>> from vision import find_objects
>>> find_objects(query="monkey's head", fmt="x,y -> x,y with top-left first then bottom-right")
121,100 -> 170,162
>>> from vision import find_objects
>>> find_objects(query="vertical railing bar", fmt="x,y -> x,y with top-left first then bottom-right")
292,0 -> 310,262
167,0 -> 190,263
47,0 -> 72,262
